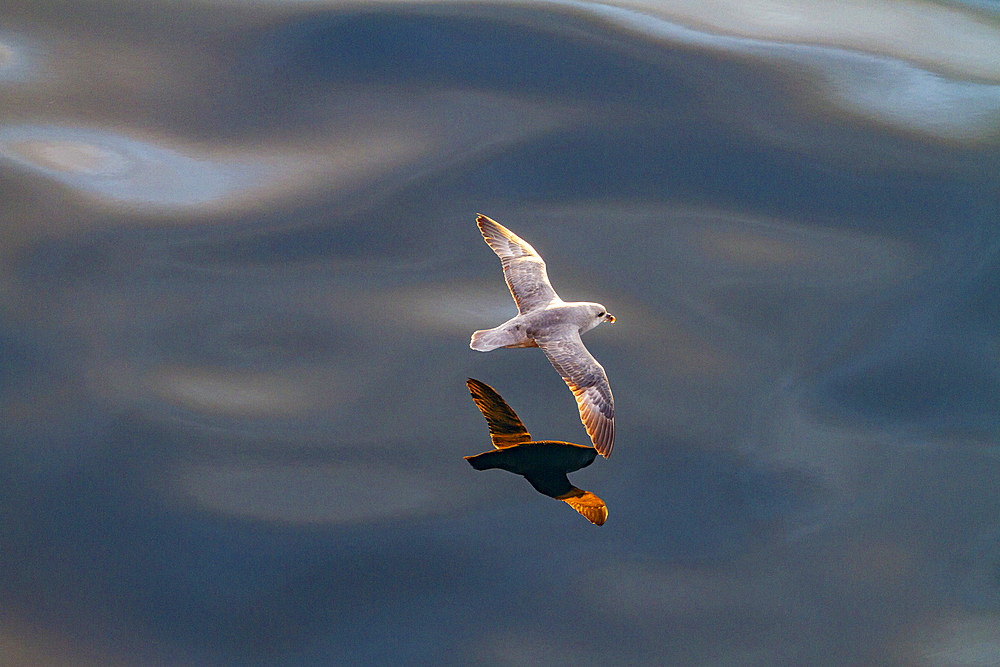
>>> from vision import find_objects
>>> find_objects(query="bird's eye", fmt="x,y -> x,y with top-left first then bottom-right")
599,311 -> 605,317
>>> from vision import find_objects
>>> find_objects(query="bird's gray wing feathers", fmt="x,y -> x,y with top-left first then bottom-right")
535,327 -> 615,458
477,215 -> 559,313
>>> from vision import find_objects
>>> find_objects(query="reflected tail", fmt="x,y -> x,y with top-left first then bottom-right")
464,450 -> 502,471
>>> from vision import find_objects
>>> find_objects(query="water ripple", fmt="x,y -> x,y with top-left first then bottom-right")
0,32 -> 40,83
0,125 -> 264,210
559,0 -> 1000,140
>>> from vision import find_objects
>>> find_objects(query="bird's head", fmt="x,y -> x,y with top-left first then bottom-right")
586,303 -> 615,329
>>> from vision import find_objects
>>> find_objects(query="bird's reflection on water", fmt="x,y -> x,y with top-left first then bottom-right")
464,378 -> 608,526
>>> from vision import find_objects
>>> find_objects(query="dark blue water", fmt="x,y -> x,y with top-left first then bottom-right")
2,2 -> 999,664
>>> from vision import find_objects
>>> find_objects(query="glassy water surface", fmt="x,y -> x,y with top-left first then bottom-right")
2,1 -> 999,663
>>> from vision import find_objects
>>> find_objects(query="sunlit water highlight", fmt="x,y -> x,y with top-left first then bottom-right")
0,125 -> 267,209
563,0 -> 1000,140
0,33 -> 38,83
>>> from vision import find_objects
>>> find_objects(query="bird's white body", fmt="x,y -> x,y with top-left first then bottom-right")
471,301 -> 608,351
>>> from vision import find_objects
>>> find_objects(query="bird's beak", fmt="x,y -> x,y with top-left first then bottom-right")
605,313 -> 616,323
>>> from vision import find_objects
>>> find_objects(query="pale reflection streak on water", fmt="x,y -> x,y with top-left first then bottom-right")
567,0 -> 1000,81
1,1 -> 999,664
556,0 -> 1000,140
0,33 -> 34,83
0,97 -> 552,216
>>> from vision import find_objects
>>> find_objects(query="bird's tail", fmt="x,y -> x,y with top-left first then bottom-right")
470,327 -> 513,352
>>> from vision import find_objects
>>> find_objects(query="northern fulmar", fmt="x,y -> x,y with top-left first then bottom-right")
470,215 -> 616,458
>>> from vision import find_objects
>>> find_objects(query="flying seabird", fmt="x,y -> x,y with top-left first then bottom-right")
470,214 -> 616,458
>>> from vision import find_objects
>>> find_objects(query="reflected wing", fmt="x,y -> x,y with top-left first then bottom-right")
477,215 -> 559,313
536,328 -> 615,458
558,488 -> 608,526
467,378 -> 531,449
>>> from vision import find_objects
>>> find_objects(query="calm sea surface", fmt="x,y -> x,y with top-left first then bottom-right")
2,1 -> 999,664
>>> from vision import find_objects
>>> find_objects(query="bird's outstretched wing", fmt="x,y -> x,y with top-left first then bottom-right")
535,327 -> 615,458
466,378 -> 531,449
477,215 -> 559,314
557,488 -> 608,526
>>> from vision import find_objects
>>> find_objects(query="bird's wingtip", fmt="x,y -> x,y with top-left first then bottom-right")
587,417 -> 614,458
595,428 -> 614,459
